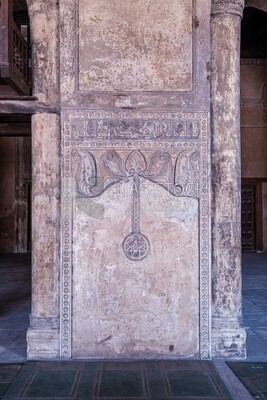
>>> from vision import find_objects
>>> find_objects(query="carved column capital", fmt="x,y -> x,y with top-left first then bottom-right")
211,0 -> 244,17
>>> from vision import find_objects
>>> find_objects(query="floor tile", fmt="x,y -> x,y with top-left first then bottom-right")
228,362 -> 267,399
0,364 -> 22,397
2,361 -> 233,400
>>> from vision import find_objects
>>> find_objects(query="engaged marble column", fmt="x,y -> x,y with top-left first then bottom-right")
211,0 -> 246,358
26,0 -> 60,359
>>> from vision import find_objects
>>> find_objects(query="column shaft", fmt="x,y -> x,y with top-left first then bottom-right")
211,0 -> 246,358
26,0 -> 60,359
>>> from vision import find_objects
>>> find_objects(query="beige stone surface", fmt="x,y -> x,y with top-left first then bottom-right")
26,0 -> 214,361
27,112 -> 61,358
31,113 -> 60,319
211,5 -> 246,358
78,0 -> 192,91
27,0 -> 59,105
72,179 -> 199,358
211,13 -> 243,322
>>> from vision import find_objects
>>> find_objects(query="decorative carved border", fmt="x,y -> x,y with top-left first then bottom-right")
211,0 -> 244,16
60,148 -> 73,358
60,110 -> 210,359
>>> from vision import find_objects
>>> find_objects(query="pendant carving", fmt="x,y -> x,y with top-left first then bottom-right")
73,149 -> 199,260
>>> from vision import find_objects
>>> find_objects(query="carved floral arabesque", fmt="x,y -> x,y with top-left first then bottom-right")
73,149 -> 200,260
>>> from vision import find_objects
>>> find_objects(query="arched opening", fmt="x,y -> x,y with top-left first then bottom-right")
241,5 -> 267,360
0,0 -> 32,362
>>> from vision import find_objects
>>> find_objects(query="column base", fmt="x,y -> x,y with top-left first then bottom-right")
27,328 -> 60,359
26,315 -> 60,359
212,327 -> 247,359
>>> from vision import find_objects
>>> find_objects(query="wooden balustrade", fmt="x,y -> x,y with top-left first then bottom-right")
0,0 -> 31,95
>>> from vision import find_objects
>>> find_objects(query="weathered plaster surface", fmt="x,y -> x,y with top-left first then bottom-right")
27,0 -> 59,105
31,113 -> 60,318
61,110 -> 210,359
211,14 -> 242,319
79,0 -> 193,91
72,180 -> 199,358
25,0 -> 217,361
25,0 -> 61,359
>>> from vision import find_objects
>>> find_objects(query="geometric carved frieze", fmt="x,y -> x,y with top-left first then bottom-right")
71,118 -> 201,141
67,111 -> 207,141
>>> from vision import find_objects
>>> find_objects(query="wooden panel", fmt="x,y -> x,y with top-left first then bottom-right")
241,185 -> 256,252
0,0 -> 31,95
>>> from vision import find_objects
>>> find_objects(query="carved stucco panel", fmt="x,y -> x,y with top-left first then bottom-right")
60,110 -> 210,359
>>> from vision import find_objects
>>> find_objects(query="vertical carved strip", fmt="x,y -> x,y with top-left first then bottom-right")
122,174 -> 150,261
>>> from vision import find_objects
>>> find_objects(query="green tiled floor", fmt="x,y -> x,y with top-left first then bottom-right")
0,365 -> 22,397
228,362 -> 267,400
1,360 -> 232,400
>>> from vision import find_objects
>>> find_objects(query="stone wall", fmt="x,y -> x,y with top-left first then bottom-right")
59,0 -> 211,360
26,0 -> 247,360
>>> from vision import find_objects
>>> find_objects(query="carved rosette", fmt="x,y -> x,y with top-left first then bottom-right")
211,0 -> 244,17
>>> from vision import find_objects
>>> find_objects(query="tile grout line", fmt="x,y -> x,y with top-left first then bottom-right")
213,361 -> 254,400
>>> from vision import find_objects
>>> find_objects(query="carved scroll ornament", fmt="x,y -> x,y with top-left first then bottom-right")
73,149 -> 199,260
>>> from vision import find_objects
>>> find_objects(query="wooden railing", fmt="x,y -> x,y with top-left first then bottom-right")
0,0 -> 31,95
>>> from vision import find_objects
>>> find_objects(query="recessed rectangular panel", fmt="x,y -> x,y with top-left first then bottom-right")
72,175 -> 199,358
78,0 -> 193,91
